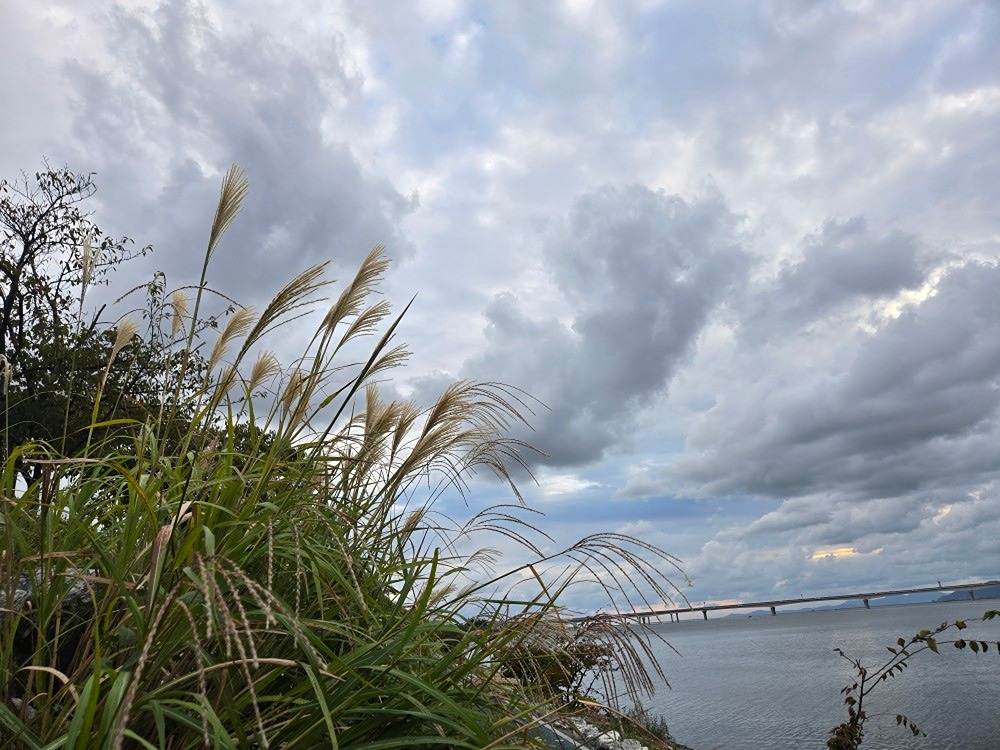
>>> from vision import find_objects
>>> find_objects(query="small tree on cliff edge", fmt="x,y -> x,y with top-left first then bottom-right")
0,164 -> 205,483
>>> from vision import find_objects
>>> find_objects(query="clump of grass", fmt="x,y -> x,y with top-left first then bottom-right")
0,166 -> 687,748
625,703 -> 674,743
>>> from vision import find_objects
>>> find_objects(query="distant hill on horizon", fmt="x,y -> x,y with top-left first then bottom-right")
936,584 -> 1000,602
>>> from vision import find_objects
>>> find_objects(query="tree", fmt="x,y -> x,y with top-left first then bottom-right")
0,164 -> 204,482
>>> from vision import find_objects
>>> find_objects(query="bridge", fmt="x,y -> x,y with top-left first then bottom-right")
614,580 -> 1000,624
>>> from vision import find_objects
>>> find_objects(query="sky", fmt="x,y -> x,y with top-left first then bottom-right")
3,0 -> 1000,613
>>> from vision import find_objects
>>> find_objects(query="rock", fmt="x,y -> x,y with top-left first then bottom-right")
1,568 -> 99,696
565,717 -> 649,750
569,718 -> 601,739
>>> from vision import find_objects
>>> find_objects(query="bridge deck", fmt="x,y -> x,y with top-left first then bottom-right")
610,580 -> 999,621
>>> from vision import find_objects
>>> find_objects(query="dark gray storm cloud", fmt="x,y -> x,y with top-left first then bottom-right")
463,184 -> 748,466
742,217 -> 928,340
677,259 -> 1000,501
61,0 -> 414,310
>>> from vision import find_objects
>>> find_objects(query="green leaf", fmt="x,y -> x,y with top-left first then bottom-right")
118,730 -> 159,750
203,525 -> 216,556
925,637 -> 939,654
303,665 -> 340,749
66,671 -> 100,750
97,668 -> 131,738
0,703 -> 43,750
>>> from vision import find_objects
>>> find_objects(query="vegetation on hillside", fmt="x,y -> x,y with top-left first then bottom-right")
0,164 -> 687,748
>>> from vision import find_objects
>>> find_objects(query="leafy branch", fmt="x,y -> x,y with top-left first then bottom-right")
827,609 -> 999,749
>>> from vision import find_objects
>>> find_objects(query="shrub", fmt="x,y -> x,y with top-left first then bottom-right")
828,609 -> 1000,749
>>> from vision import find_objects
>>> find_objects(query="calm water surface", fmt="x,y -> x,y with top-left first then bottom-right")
634,600 -> 999,750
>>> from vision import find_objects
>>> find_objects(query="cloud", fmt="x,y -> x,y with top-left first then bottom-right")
463,183 -> 748,466
680,481 -> 1000,602
740,216 -> 930,341
5,0 -> 1000,609
56,1 -> 415,317
674,260 -> 1000,501
537,473 -> 601,497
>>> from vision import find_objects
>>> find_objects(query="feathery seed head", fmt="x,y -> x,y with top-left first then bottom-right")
207,364 -> 238,413
249,351 -> 280,392
81,229 -> 96,292
207,165 -> 249,259
322,246 -> 389,333
281,368 -> 306,420
236,263 -> 329,361
169,289 -> 189,340
208,306 -> 256,372
110,319 -> 140,362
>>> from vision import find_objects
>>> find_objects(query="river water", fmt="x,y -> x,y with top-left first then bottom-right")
631,600 -> 1000,750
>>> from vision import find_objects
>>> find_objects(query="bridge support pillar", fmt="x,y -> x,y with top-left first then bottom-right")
969,590 -> 976,600
770,606 -> 776,616
863,598 -> 870,609
702,609 -> 708,621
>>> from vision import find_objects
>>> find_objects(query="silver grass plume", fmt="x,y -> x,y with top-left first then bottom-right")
207,165 -> 249,261
322,245 -> 390,336
207,364 -> 238,414
280,369 -> 306,421
169,290 -> 189,340
99,319 -> 139,391
80,229 -> 96,306
109,319 -> 140,362
207,306 -> 256,372
248,351 -> 280,392
236,264 -> 329,363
